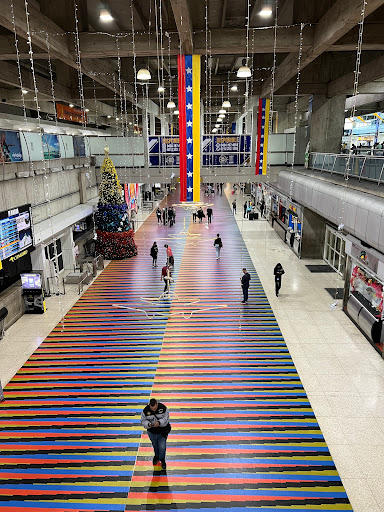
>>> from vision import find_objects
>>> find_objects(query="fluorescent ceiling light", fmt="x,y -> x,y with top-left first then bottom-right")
100,8 -> 113,22
237,65 -> 252,78
137,68 -> 151,80
222,101 -> 231,108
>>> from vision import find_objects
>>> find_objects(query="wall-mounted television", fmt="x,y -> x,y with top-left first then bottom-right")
0,204 -> 34,263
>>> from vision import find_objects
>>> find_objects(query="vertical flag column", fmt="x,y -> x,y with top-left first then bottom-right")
255,98 -> 270,175
178,54 -> 201,202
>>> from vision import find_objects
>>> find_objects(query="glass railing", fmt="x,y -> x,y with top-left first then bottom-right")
310,152 -> 384,184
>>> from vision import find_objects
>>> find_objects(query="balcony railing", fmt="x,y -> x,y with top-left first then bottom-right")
310,152 -> 384,185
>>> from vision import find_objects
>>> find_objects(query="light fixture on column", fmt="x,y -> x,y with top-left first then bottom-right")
259,2 -> 273,17
167,100 -> 176,109
137,68 -> 151,81
222,100 -> 231,108
100,8 -> 113,22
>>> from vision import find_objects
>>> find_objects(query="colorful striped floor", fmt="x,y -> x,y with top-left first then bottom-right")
0,191 -> 352,511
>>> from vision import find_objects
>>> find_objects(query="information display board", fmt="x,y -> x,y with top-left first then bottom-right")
148,136 -> 180,167
0,205 -> 33,263
202,135 -> 251,166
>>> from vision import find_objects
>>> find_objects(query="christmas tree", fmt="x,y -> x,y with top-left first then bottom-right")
95,147 -> 138,259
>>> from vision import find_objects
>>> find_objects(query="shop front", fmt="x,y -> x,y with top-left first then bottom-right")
345,235 -> 384,356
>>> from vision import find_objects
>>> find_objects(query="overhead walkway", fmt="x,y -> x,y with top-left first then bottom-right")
0,190 -> 351,511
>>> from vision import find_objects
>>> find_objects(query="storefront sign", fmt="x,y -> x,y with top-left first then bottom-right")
56,103 -> 86,124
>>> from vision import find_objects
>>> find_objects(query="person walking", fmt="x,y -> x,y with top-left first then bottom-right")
168,207 -> 175,227
243,201 -> 248,218
260,200 -> 265,218
220,183 -> 223,194
161,264 -> 173,294
274,262 -> 285,297
241,268 -> 251,304
164,244 -> 174,267
162,207 -> 168,226
232,200 -> 237,214
197,207 -> 205,223
150,242 -> 158,267
207,206 -> 213,224
156,207 -> 162,225
214,233 -> 222,259
192,207 -> 197,223
141,398 -> 171,470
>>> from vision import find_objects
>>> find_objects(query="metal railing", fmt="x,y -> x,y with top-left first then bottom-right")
310,152 -> 384,185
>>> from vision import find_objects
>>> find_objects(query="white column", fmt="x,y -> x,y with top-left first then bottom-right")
61,227 -> 75,271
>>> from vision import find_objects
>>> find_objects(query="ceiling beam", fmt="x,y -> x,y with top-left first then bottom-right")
0,0 -> 138,107
169,0 -> 193,54
77,26 -> 314,58
328,55 -> 384,97
261,0 -> 384,97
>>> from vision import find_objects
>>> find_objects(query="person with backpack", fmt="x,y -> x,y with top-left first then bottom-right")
150,242 -> 158,267
214,233 -> 222,259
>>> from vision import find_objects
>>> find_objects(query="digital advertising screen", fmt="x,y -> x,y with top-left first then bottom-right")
21,273 -> 42,290
0,205 -> 34,263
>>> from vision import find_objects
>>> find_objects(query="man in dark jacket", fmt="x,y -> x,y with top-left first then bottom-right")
241,268 -> 251,304
141,398 -> 170,469
207,206 -> 213,223
274,263 -> 285,297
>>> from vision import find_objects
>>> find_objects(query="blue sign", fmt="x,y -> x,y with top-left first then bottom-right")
42,134 -> 60,159
73,136 -> 86,157
0,130 -> 23,162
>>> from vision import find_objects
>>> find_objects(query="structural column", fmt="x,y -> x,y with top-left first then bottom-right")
309,95 -> 346,154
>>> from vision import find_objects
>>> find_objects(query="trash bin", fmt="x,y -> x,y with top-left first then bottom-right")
0,307 -> 8,340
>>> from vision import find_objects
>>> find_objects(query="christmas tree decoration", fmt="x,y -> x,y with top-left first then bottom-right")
95,147 -> 137,259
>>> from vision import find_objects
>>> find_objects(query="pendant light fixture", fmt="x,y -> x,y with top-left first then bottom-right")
167,100 -> 176,109
218,114 -> 225,119
231,84 -> 238,92
222,100 -> 231,108
137,68 -> 151,81
157,85 -> 165,93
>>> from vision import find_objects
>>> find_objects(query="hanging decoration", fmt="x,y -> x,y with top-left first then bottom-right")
255,99 -> 270,175
95,147 -> 137,259
178,54 -> 201,202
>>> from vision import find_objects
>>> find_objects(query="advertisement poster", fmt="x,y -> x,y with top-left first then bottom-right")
42,134 -> 60,159
73,136 -> 86,157
56,103 -> 86,124
148,136 -> 180,167
0,130 -> 23,163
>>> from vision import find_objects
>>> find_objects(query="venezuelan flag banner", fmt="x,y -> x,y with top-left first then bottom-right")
178,54 -> 201,202
256,98 -> 270,175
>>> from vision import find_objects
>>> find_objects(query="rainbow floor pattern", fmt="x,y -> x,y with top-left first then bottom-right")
0,191 -> 352,511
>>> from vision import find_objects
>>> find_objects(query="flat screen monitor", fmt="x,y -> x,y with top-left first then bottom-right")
0,204 -> 34,263
21,273 -> 42,290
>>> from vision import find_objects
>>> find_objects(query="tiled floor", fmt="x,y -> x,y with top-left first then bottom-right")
227,189 -> 384,512
0,190 -> 383,510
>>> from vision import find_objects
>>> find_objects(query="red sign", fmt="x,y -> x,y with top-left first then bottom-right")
56,103 -> 87,124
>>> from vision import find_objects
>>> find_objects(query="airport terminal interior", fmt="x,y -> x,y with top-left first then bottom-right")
1,0 -> 384,511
